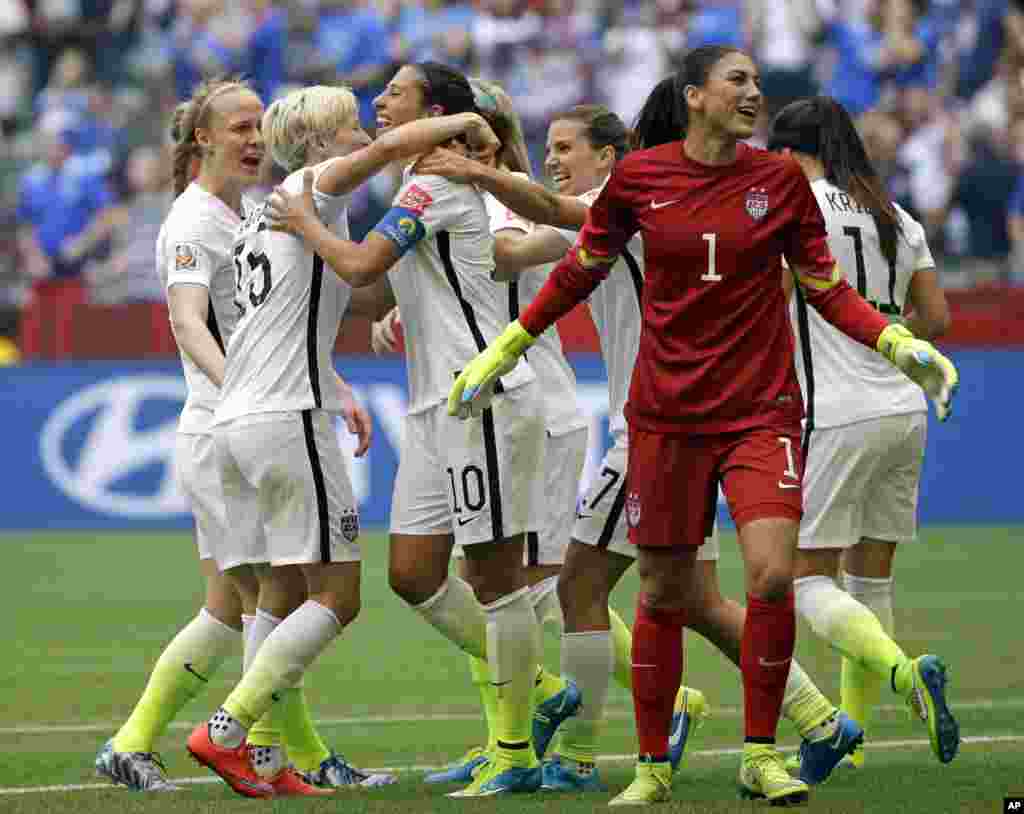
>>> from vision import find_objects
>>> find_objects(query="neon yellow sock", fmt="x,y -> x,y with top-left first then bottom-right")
532,666 -> 565,706
279,687 -> 331,772
469,654 -> 500,752
609,607 -> 632,690
840,656 -> 877,766
782,660 -> 836,738
246,701 -> 283,748
113,610 -> 235,753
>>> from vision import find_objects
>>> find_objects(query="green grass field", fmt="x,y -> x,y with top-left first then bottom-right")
3,527 -> 1022,813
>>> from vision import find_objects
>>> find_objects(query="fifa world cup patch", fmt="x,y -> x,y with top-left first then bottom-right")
339,508 -> 359,543
397,184 -> 434,215
745,187 -> 769,221
626,491 -> 641,528
174,242 -> 199,271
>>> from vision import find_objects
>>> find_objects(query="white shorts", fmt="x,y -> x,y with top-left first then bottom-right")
391,382 -> 545,547
175,433 -> 225,562
453,425 -> 587,566
215,410 -> 360,568
799,412 -> 926,550
572,434 -> 719,561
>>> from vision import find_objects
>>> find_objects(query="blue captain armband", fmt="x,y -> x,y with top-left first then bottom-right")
372,207 -> 427,256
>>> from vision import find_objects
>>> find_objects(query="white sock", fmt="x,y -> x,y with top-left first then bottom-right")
244,609 -> 282,673
530,575 -> 564,634
217,600 -> 342,737
413,577 -> 487,659
556,630 -> 613,758
794,574 -> 863,642
484,586 -> 540,748
843,572 -> 894,634
241,613 -> 256,668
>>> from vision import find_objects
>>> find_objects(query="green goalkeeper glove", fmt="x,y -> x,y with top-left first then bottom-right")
448,320 -> 535,419
876,324 -> 959,421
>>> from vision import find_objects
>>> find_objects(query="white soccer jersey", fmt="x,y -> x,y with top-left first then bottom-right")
157,182 -> 244,435
553,186 -> 644,441
484,188 -> 585,437
215,159 -> 353,423
792,179 -> 932,429
384,171 -> 534,415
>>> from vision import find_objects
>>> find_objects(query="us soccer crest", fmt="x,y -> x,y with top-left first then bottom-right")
340,509 -> 359,542
745,187 -> 769,221
626,491 -> 641,528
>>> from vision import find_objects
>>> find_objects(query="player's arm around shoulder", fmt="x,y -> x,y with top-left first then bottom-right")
493,227 -> 572,281
267,169 -> 401,288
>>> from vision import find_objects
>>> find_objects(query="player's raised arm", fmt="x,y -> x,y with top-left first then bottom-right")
415,148 -> 589,229
311,113 -> 499,198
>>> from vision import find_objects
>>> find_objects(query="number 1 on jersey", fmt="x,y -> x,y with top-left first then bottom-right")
700,233 -> 722,282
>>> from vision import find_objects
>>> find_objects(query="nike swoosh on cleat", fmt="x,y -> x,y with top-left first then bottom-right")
669,714 -> 686,748
184,663 -> 209,682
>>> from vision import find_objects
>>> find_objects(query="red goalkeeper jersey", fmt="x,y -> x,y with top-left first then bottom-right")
528,142 -> 853,435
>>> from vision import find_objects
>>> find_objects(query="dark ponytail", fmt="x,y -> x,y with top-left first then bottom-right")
768,96 -> 904,268
413,61 -> 478,117
633,45 -> 745,149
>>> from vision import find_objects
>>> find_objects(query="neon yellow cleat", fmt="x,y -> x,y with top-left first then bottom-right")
738,744 -> 809,806
608,761 -> 672,807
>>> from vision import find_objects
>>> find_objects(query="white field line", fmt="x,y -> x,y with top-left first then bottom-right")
3,696 -> 1024,737
1,734 -> 1021,796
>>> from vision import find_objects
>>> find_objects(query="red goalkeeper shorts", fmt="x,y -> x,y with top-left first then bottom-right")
626,424 -> 804,550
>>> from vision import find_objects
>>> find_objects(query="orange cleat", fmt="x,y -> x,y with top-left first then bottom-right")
269,767 -> 335,796
186,724 -> 275,799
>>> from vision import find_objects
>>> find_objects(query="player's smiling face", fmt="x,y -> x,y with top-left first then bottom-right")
693,52 -> 762,141
196,90 -> 265,185
373,66 -> 429,134
545,119 -> 612,196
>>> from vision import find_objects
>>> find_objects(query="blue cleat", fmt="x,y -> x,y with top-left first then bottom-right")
669,686 -> 708,772
797,711 -> 864,785
424,746 -> 490,784
447,758 -> 541,797
908,655 -> 960,764
532,679 -> 582,759
540,756 -> 607,792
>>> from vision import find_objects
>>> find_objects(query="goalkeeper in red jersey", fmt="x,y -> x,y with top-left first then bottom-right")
448,45 -> 958,807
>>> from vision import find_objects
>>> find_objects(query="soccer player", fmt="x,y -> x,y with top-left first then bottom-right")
184,84 -> 507,796
95,77 -> 265,793
766,96 -> 959,769
420,78 -> 587,785
418,96 -> 860,794
251,62 -> 549,797
446,46 -> 958,806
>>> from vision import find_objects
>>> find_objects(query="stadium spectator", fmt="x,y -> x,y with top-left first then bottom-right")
310,0 -> 393,128
747,0 -> 820,115
171,0 -> 238,101
16,110 -> 118,357
239,0 -> 287,104
948,124 -> 1017,283
86,145 -> 169,304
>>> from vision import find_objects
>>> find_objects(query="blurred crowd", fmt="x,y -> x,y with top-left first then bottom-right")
3,0 -> 1024,334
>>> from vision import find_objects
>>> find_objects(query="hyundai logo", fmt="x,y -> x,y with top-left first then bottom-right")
40,376 -> 188,516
